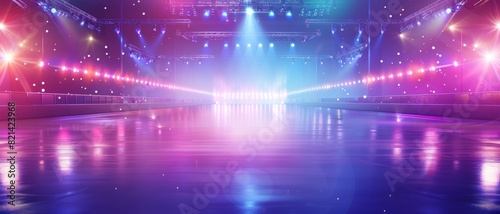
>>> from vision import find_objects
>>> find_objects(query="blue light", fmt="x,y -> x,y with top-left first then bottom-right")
290,43 -> 295,47
236,43 -> 240,47
247,43 -> 251,48
258,43 -> 262,48
269,11 -> 275,17
222,11 -> 228,17
246,7 -> 254,15
286,11 -> 292,17
269,43 -> 274,48
80,21 -> 85,26
204,10 -> 210,17
204,43 -> 208,47
446,8 -> 452,14
50,8 -> 57,14
224,43 -> 228,48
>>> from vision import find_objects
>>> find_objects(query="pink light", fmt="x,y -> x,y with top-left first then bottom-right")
453,61 -> 459,67
485,52 -> 497,62
2,52 -> 14,63
61,66 -> 67,71
496,22 -> 500,30
39,61 -> 44,67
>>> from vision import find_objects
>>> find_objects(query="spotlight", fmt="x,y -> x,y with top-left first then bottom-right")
247,43 -> 251,47
2,52 -> 14,63
204,10 -> 210,17
80,20 -> 85,26
224,43 -> 228,48
286,11 -> 292,17
485,52 -> 497,62
417,21 -> 421,26
290,43 -> 295,47
258,43 -> 262,48
236,43 -> 240,47
161,26 -> 166,34
114,25 -> 120,34
50,8 -> 57,14
246,7 -> 254,15
88,36 -> 94,41
269,11 -> 275,17
496,22 -> 500,30
449,25 -> 455,31
222,11 -> 228,17
399,33 -> 404,38
453,61 -> 459,67
0,23 -> 5,30
39,61 -> 44,67
204,43 -> 208,47
136,25 -> 141,34
446,8 -> 452,14
269,43 -> 274,47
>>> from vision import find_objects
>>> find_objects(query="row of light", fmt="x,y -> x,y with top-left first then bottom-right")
202,7 -> 292,18
204,42 -> 293,48
213,92 -> 287,99
289,64 -> 453,95
57,65 -> 211,95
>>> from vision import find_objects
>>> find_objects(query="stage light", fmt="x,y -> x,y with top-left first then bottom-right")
224,43 -> 228,48
485,52 -> 497,62
236,43 -> 240,47
80,20 -> 85,26
1,53 -> 13,63
258,43 -> 262,48
496,22 -> 500,30
136,25 -> 141,35
446,8 -> 452,14
290,43 -> 295,47
161,26 -> 166,34
204,43 -> 208,47
204,10 -> 210,17
88,36 -> 94,41
39,61 -> 44,67
286,11 -> 292,17
247,43 -> 251,47
269,43 -> 274,47
114,26 -> 120,34
269,11 -> 275,17
449,25 -> 455,31
222,11 -> 228,17
50,8 -> 57,14
246,7 -> 254,15
0,23 -> 5,30
417,21 -> 421,26
399,33 -> 404,38
454,61 -> 459,67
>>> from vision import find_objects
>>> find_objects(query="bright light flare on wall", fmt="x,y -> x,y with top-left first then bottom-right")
1,52 -> 14,63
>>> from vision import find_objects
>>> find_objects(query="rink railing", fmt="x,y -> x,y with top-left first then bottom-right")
287,92 -> 500,105
0,91 -> 211,105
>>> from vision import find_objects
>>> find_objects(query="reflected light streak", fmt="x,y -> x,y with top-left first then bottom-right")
480,162 -> 500,192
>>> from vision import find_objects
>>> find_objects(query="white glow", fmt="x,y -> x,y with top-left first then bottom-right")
246,7 -> 254,15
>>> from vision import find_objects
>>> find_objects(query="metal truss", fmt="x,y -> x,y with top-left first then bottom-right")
400,0 -> 467,32
305,19 -> 403,25
179,31 -> 321,41
12,0 -> 30,10
98,19 -> 192,25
